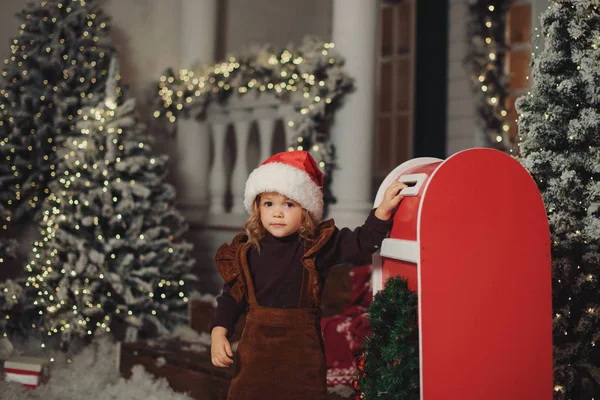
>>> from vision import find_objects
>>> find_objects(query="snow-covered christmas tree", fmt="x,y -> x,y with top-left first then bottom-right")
516,1 -> 600,398
0,277 -> 22,340
18,58 -> 196,346
0,205 -> 17,269
1,204 -> 21,339
0,0 -> 113,224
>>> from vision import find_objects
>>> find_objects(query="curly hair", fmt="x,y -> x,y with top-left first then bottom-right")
245,195 -> 318,250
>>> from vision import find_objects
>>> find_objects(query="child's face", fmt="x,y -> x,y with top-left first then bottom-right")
259,192 -> 303,238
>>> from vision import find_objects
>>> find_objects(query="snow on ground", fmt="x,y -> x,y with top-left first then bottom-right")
0,327 -> 207,400
328,384 -> 356,398
188,291 -> 218,307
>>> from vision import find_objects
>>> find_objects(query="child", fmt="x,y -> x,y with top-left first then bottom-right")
210,150 -> 406,399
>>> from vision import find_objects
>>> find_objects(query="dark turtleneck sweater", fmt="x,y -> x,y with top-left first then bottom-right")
211,210 -> 392,336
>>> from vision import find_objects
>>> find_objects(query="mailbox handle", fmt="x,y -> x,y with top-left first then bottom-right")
398,173 -> 428,196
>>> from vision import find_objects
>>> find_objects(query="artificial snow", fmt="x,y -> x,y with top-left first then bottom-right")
144,325 -> 211,354
0,337 -> 14,360
0,337 -> 193,400
329,384 -> 356,398
169,325 -> 211,347
189,291 -> 218,307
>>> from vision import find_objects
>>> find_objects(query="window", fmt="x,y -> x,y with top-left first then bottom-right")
374,0 -> 416,186
505,1 -> 532,141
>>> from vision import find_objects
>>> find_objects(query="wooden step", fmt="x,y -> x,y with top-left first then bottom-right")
118,339 -> 348,399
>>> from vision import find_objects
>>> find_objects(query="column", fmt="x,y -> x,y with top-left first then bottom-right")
175,0 -> 218,221
329,0 -> 379,228
181,0 -> 217,68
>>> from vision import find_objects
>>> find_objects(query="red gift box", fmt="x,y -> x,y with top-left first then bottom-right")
4,356 -> 48,389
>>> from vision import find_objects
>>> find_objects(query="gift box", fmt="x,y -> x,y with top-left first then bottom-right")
3,356 -> 49,389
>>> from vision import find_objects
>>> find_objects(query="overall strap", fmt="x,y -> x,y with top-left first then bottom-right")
298,219 -> 337,308
297,256 -> 315,308
237,242 -> 259,307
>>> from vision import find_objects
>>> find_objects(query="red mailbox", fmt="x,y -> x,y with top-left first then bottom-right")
372,148 -> 552,400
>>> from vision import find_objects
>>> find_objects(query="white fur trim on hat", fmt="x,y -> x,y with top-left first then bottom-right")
244,162 -> 324,221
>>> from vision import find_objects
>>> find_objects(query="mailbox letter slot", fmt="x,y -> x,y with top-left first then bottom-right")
399,173 -> 428,196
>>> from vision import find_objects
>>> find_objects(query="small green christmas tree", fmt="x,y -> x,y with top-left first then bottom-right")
357,276 -> 419,400
19,59 -> 196,346
516,1 -> 600,398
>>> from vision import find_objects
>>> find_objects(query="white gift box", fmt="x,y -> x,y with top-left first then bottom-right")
3,356 -> 48,389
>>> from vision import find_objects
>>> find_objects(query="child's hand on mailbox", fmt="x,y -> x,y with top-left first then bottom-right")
374,181 -> 407,221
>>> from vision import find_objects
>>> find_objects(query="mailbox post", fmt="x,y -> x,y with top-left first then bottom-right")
372,148 -> 553,400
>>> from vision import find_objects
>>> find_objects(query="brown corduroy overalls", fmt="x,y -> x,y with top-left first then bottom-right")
215,221 -> 336,400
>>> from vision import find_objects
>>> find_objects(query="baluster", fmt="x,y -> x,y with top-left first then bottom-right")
253,106 -> 277,164
208,119 -> 228,215
229,110 -> 252,214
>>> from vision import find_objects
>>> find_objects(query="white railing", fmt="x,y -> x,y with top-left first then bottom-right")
177,93 -> 303,228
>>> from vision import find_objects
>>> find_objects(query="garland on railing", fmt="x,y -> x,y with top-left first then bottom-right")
465,0 -> 517,153
154,36 -> 354,206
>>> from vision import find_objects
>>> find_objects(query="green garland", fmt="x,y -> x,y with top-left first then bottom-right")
153,36 -> 353,206
465,0 -> 516,153
355,276 -> 419,400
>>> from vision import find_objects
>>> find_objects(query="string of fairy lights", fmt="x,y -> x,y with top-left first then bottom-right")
466,1 -> 519,153
0,0 -> 111,268
154,37 -> 353,204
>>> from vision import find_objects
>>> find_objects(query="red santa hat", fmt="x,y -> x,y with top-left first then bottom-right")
244,150 -> 324,221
